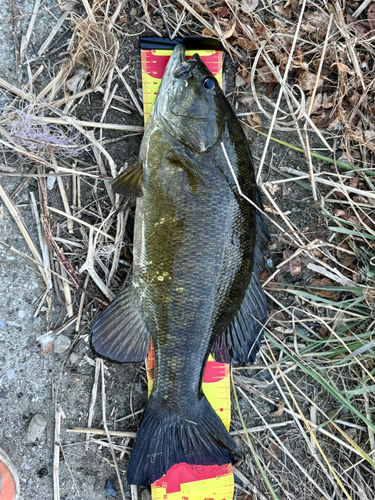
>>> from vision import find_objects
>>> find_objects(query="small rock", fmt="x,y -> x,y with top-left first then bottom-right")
0,317 -> 5,330
53,335 -> 71,354
130,7 -> 137,15
69,352 -> 79,364
46,175 -> 56,190
104,478 -> 117,496
26,414 -> 47,442
233,435 -> 242,448
141,488 -> 152,500
18,310 -> 26,319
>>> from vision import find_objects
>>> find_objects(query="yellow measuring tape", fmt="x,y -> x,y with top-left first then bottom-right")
141,40 -> 234,500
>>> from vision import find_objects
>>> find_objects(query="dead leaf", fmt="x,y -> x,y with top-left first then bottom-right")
41,342 -> 54,356
347,13 -> 370,36
264,182 -> 279,196
66,67 -> 90,93
364,130 -> 375,143
322,93 -> 335,109
264,439 -> 285,462
202,27 -> 215,37
259,270 -> 281,290
306,93 -> 323,114
309,278 -> 339,301
297,71 -> 324,91
269,309 -> 285,326
216,5 -> 229,18
368,2 -> 375,31
318,327 -> 330,338
334,208 -> 350,220
237,94 -> 254,107
313,109 -> 339,129
222,21 -> 237,39
270,401 -> 285,417
311,248 -> 324,258
274,4 -> 292,19
353,194 -> 370,204
347,176 -> 359,188
331,62 -> 355,75
256,65 -> 278,83
246,112 -> 262,131
344,428 -> 358,443
278,473 -> 290,491
241,0 -> 259,14
266,81 -> 279,96
236,73 -> 247,87
234,36 -> 255,50
281,249 -> 302,276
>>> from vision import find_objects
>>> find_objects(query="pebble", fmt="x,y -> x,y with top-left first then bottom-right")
18,310 -> 26,319
26,414 -> 47,442
104,478 -> 117,496
0,317 -> 4,329
53,335 -> 71,354
47,175 -> 56,190
141,488 -> 152,500
70,352 -> 79,364
130,7 -> 137,15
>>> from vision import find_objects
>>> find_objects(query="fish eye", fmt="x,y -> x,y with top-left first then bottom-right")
203,78 -> 215,90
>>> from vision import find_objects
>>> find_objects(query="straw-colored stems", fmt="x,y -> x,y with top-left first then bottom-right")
53,408 -> 63,500
38,12 -> 69,56
85,357 -> 101,450
67,427 -> 136,438
0,183 -> 47,284
82,0 -> 95,21
256,0 -> 307,184
100,360 -> 127,500
48,206 -> 115,241
20,0 -> 41,63
29,192 -> 53,289
79,228 -> 115,300
115,65 -> 144,116
76,272 -> 90,332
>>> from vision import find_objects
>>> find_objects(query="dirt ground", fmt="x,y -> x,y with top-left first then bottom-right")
1,1 -> 371,500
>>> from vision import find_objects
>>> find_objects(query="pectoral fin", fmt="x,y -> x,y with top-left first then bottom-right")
90,284 -> 150,363
112,161 -> 143,197
167,148 -> 205,185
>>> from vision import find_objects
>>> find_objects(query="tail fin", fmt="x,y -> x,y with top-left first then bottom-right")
127,393 -> 237,485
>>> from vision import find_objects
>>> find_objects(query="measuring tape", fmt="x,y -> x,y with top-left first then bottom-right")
141,38 -> 234,500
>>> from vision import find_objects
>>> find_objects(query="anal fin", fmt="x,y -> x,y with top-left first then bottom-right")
90,285 -> 150,363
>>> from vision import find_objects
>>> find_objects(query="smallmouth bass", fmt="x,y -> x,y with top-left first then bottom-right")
91,44 -> 269,486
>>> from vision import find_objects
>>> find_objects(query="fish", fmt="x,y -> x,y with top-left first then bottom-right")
90,44 -> 270,486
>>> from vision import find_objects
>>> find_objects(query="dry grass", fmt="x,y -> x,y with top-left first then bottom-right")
1,0 -> 375,498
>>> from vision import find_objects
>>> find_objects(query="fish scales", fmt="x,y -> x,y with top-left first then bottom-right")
91,44 -> 269,486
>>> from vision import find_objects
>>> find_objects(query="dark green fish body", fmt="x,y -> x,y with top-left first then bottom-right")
91,45 -> 269,486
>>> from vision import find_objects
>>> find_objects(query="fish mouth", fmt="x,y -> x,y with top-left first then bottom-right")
163,44 -> 185,81
172,52 -> 200,78
169,52 -> 207,119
